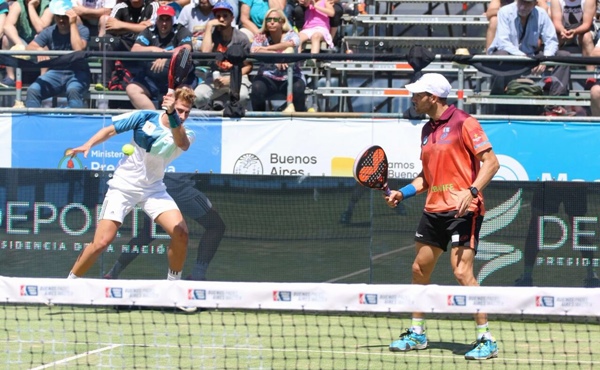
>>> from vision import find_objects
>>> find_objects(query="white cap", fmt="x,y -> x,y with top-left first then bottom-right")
405,73 -> 452,98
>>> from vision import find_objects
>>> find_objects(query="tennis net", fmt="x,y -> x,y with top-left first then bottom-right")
1,276 -> 599,369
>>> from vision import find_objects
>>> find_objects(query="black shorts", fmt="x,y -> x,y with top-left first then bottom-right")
414,211 -> 483,252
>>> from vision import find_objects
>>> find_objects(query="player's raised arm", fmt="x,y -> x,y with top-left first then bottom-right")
70,126 -> 117,158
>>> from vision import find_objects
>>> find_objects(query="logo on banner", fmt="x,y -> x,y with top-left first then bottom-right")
536,296 -> 554,307
273,291 -> 292,301
188,289 -> 206,300
494,155 -> 529,181
359,293 -> 378,304
57,149 -> 84,169
448,295 -> 467,306
20,285 -> 38,296
475,189 -> 524,284
330,157 -> 354,177
234,153 -> 263,174
105,287 -> 123,298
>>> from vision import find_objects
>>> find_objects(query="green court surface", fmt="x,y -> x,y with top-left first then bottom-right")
1,305 -> 598,369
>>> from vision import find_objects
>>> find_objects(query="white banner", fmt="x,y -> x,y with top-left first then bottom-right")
0,114 -> 12,168
2,277 -> 599,316
221,118 -> 424,178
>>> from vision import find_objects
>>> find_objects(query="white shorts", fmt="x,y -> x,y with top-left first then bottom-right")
299,26 -> 334,48
99,187 -> 180,223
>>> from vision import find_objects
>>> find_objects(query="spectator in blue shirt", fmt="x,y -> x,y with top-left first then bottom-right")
487,0 -> 570,101
25,7 -> 90,108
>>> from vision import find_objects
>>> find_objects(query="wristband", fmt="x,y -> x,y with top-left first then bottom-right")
167,111 -> 181,129
399,184 -> 417,199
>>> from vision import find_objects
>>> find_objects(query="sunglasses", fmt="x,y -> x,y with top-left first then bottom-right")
266,17 -> 282,23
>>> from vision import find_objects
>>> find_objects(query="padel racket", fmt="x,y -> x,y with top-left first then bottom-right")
353,145 -> 391,196
161,46 -> 193,110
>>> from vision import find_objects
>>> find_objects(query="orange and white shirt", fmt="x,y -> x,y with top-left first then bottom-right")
420,105 -> 492,215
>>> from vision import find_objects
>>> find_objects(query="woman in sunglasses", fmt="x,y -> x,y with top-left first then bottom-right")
249,8 -> 307,112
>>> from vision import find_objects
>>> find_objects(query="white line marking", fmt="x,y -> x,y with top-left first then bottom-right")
29,344 -> 122,370
326,244 -> 414,283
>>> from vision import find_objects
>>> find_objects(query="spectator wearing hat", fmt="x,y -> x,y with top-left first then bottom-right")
126,4 -> 195,109
177,0 -> 216,50
194,1 -> 252,110
24,6 -> 90,108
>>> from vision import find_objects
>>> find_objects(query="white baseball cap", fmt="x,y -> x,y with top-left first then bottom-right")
405,73 -> 452,98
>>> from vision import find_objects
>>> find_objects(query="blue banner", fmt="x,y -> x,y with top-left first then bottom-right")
484,120 -> 600,182
11,114 -> 222,173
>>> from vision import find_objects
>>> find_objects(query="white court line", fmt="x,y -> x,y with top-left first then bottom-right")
29,344 -> 123,370
326,244 -> 414,283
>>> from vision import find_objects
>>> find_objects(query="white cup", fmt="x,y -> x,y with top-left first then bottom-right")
212,71 -> 221,80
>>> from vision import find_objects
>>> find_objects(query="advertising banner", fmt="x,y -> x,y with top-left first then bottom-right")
5,114 -> 600,181
220,118 -> 423,178
9,114 -> 222,173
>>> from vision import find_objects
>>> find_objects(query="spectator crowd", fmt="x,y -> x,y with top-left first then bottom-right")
0,0 -> 600,115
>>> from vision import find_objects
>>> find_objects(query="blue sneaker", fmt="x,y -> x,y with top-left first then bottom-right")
464,338 -> 498,360
389,329 -> 428,352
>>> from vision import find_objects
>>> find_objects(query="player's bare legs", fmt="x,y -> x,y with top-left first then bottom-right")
70,219 -> 121,277
389,243 -> 442,351
154,209 -> 189,277
450,246 -> 488,325
411,243 -> 443,319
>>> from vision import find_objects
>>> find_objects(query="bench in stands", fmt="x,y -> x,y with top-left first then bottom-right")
343,36 -> 486,50
344,14 -> 489,26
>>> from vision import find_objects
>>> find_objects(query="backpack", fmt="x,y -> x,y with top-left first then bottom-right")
505,78 -> 543,96
107,61 -> 133,91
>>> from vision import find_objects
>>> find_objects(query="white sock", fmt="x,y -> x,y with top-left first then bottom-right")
477,323 -> 492,340
167,269 -> 182,280
67,272 -> 79,279
410,318 -> 425,334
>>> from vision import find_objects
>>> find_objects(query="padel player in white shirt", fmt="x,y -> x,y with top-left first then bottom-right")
67,87 -> 196,281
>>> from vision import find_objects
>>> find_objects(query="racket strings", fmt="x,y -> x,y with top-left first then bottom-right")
358,149 -> 387,187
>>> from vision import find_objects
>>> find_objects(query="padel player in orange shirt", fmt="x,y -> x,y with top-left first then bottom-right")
384,73 -> 500,361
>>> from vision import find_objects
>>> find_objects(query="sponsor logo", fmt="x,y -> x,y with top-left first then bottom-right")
188,289 -> 206,300
273,291 -> 292,302
475,189 -> 524,284
415,232 -> 423,238
105,287 -> 123,298
440,127 -> 450,140
57,149 -> 84,169
493,155 -> 529,181
422,136 -> 429,146
20,285 -> 38,296
234,153 -> 263,175
447,295 -> 467,306
536,296 -> 554,307
359,293 -> 378,304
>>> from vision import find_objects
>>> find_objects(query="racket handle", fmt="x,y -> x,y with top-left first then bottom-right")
161,88 -> 175,111
383,184 -> 391,196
